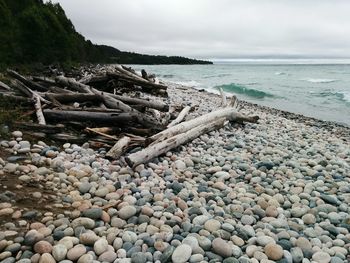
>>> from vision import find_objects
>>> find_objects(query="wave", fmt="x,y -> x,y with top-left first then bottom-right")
303,78 -> 338,83
275,72 -> 286,75
203,73 -> 232,79
171,80 -> 201,87
216,83 -> 274,99
312,91 -> 350,104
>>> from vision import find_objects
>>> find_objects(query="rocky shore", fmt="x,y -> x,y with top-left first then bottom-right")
0,84 -> 349,263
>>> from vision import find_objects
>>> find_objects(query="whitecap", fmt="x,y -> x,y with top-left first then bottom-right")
342,91 -> 350,103
171,80 -> 201,87
275,72 -> 286,75
304,78 -> 338,83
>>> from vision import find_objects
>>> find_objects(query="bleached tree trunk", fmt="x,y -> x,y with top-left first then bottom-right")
33,94 -> 46,125
55,76 -> 93,94
0,81 -> 11,91
149,107 -> 259,143
167,106 -> 191,128
126,118 -> 226,167
219,88 -> 227,107
106,136 -> 132,159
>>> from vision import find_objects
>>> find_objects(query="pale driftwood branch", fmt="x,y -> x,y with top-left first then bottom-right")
10,80 -> 32,97
33,94 -> 46,125
149,107 -> 259,143
79,74 -> 109,85
55,76 -> 93,94
32,76 -> 56,86
7,70 -> 47,92
108,67 -> 167,92
85,127 -> 118,140
91,88 -> 133,113
106,136 -> 132,159
228,95 -> 238,109
0,81 -> 11,91
110,94 -> 169,112
91,88 -> 163,128
126,118 -> 226,167
11,80 -> 51,104
219,88 -> 227,107
167,106 -> 191,128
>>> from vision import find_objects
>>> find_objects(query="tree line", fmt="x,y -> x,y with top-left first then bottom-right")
0,0 -> 212,67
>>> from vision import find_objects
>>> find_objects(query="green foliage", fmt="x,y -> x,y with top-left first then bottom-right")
0,0 -> 212,65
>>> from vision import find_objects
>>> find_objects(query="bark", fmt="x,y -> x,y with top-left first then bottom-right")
11,80 -> 51,104
0,81 -> 11,91
149,107 -> 259,143
33,94 -> 46,125
48,86 -> 75,94
167,106 -> 191,127
109,94 -> 169,111
44,93 -> 103,104
12,122 -> 65,133
32,76 -> 56,87
7,70 -> 47,92
43,109 -> 137,125
79,74 -> 109,85
91,88 -> 163,128
55,76 -> 93,94
219,88 -> 227,107
0,92 -> 32,103
106,136 -> 132,159
126,118 -> 226,167
85,127 -> 118,140
108,67 -> 167,90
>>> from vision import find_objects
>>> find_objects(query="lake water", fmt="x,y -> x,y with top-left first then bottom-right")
132,60 -> 350,126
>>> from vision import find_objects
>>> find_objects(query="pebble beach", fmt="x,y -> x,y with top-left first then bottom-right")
0,83 -> 349,263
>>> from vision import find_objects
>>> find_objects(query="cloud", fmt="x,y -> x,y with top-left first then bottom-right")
52,0 -> 350,59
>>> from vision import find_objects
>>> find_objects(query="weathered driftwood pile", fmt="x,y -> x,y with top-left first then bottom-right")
0,65 -> 259,167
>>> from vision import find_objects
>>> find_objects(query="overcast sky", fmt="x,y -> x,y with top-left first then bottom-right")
52,0 -> 350,59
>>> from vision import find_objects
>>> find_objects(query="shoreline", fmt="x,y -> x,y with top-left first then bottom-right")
172,81 -> 350,130
166,82 -> 350,136
0,81 -> 349,262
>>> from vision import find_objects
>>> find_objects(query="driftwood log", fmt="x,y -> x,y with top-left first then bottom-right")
43,109 -> 137,125
167,106 -> 191,128
1,64 -> 260,166
149,107 -> 259,143
7,70 -> 47,92
106,136 -> 132,159
125,118 -> 226,167
0,81 -> 11,91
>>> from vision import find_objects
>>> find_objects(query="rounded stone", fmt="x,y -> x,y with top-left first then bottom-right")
241,215 -> 254,225
264,243 -> 283,261
312,251 -> 331,263
302,214 -> 316,225
98,250 -> 117,262
118,206 -> 137,220
212,238 -> 232,258
256,236 -> 275,246
67,244 -> 86,261
94,238 -> 108,255
52,244 -> 67,261
34,241 -> 53,254
77,254 -> 94,263
172,244 -> 192,263
204,219 -> 221,232
131,252 -> 147,263
38,253 -> 56,263
12,131 -> 23,138
82,208 -> 102,220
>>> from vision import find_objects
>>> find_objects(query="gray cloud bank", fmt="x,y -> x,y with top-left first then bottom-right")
52,0 -> 350,59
